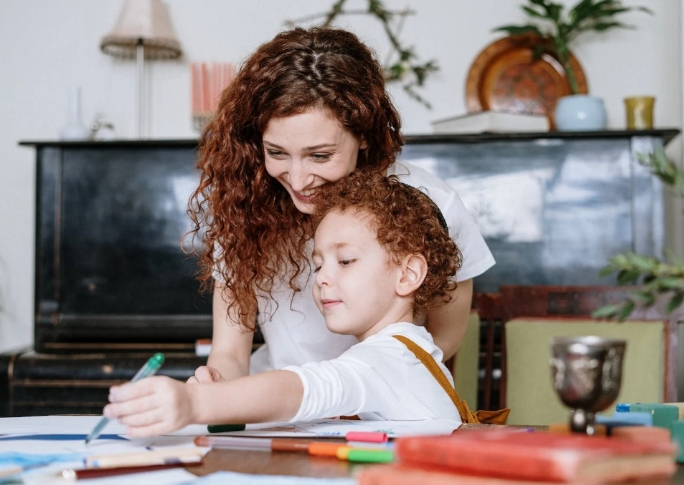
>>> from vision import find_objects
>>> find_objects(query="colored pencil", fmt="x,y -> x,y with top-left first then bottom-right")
61,462 -> 197,480
194,436 -> 310,452
85,447 -> 205,469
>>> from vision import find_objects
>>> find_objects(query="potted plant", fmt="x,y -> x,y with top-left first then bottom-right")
594,148 -> 684,320
494,0 -> 652,131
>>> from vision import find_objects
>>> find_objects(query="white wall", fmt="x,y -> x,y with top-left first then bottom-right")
0,0 -> 681,352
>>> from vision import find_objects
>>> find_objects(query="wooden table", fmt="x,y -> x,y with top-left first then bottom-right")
185,425 -> 684,483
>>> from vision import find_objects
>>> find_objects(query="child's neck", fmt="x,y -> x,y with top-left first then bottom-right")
355,305 -> 415,342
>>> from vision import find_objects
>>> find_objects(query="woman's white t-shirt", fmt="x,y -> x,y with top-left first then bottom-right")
222,160 -> 495,373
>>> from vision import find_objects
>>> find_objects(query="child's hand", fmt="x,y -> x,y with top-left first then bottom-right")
187,365 -> 225,384
104,376 -> 195,437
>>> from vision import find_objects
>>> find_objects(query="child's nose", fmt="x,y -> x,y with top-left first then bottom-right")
315,266 -> 329,287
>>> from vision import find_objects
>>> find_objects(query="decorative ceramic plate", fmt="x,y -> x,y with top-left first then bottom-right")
466,35 -> 587,120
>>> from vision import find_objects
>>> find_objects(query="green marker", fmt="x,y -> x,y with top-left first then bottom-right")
208,424 -> 247,433
85,353 -> 165,445
346,449 -> 394,463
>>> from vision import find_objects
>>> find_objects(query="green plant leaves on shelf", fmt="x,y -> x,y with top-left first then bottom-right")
492,0 -> 652,94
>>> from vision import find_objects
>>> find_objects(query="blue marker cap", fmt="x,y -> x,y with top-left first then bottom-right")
615,403 -> 630,412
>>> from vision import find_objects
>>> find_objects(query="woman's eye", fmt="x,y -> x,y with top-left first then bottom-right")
313,265 -> 321,273
266,150 -> 286,158
311,153 -> 332,161
339,259 -> 355,267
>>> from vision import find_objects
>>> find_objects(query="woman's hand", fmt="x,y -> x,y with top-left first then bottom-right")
187,365 -> 225,384
105,376 -> 195,437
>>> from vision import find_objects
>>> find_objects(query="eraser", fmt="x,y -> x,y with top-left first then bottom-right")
630,404 -> 679,429
670,421 -> 684,463
597,412 -> 653,427
664,402 -> 684,420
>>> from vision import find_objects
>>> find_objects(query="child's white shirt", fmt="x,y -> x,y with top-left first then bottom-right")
282,322 -> 462,423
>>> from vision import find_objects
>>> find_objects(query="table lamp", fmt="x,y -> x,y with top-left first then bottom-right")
100,0 -> 182,138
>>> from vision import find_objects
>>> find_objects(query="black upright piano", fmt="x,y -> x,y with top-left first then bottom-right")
3,129 -> 675,415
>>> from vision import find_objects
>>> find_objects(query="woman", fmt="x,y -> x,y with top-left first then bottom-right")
187,27 -> 495,383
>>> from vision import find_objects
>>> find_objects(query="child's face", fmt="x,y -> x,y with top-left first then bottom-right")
312,209 -> 403,340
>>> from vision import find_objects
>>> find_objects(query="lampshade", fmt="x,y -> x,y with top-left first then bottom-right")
100,0 -> 182,59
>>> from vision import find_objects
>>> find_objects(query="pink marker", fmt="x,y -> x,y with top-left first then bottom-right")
345,431 -> 388,443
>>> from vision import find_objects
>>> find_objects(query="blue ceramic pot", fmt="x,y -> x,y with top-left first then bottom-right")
554,95 -> 607,131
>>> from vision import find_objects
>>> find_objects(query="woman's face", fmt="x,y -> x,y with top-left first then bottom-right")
263,108 -> 366,214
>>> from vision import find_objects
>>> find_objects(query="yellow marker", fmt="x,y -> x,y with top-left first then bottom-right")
335,446 -> 352,460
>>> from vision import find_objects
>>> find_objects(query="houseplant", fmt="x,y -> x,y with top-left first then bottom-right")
593,148 -> 684,320
494,0 -> 652,130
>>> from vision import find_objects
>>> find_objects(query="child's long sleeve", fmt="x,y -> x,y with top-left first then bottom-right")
281,323 -> 462,423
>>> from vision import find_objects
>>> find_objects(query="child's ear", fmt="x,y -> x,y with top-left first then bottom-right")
396,254 -> 428,297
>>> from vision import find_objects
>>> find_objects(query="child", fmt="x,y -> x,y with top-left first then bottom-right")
104,171 -> 464,437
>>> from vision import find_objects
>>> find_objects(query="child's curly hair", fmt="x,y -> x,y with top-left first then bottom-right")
311,170 -> 462,313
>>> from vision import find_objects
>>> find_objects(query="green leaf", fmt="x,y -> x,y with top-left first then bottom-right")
611,253 -> 629,266
630,289 -> 655,307
522,6 -> 546,18
591,21 -> 631,31
658,278 -> 684,290
548,3 -> 562,22
642,272 -> 656,284
666,292 -> 684,314
617,269 -> 640,285
627,253 -> 655,272
616,300 -> 636,322
493,25 -> 544,36
592,304 -> 620,319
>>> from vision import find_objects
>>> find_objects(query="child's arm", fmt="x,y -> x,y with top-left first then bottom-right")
104,370 -> 303,437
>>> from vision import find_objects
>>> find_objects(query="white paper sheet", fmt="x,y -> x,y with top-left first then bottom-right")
0,416 -> 206,484
176,418 -> 461,438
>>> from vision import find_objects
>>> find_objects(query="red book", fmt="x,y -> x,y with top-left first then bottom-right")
357,464 -> 674,485
395,430 -> 677,484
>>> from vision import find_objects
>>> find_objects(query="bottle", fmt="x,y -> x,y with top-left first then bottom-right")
59,86 -> 90,140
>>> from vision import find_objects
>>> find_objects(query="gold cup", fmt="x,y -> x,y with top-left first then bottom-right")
624,96 -> 655,129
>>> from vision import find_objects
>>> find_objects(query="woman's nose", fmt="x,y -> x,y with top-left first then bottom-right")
287,160 -> 313,191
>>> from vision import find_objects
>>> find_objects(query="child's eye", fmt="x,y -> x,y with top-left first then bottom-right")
339,259 -> 355,267
313,266 -> 321,273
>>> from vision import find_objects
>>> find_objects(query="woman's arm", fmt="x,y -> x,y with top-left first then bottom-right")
106,370 -> 303,437
425,278 -> 473,361
204,283 -> 255,381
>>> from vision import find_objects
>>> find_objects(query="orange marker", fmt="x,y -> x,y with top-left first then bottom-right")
308,442 -> 348,457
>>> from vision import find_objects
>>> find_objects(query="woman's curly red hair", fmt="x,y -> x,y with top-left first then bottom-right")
186,27 -> 403,329
311,171 -> 462,313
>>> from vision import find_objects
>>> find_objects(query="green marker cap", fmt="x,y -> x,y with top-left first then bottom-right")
208,424 -> 247,433
149,353 -> 165,370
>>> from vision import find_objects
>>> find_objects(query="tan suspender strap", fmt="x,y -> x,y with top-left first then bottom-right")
392,334 -> 476,424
